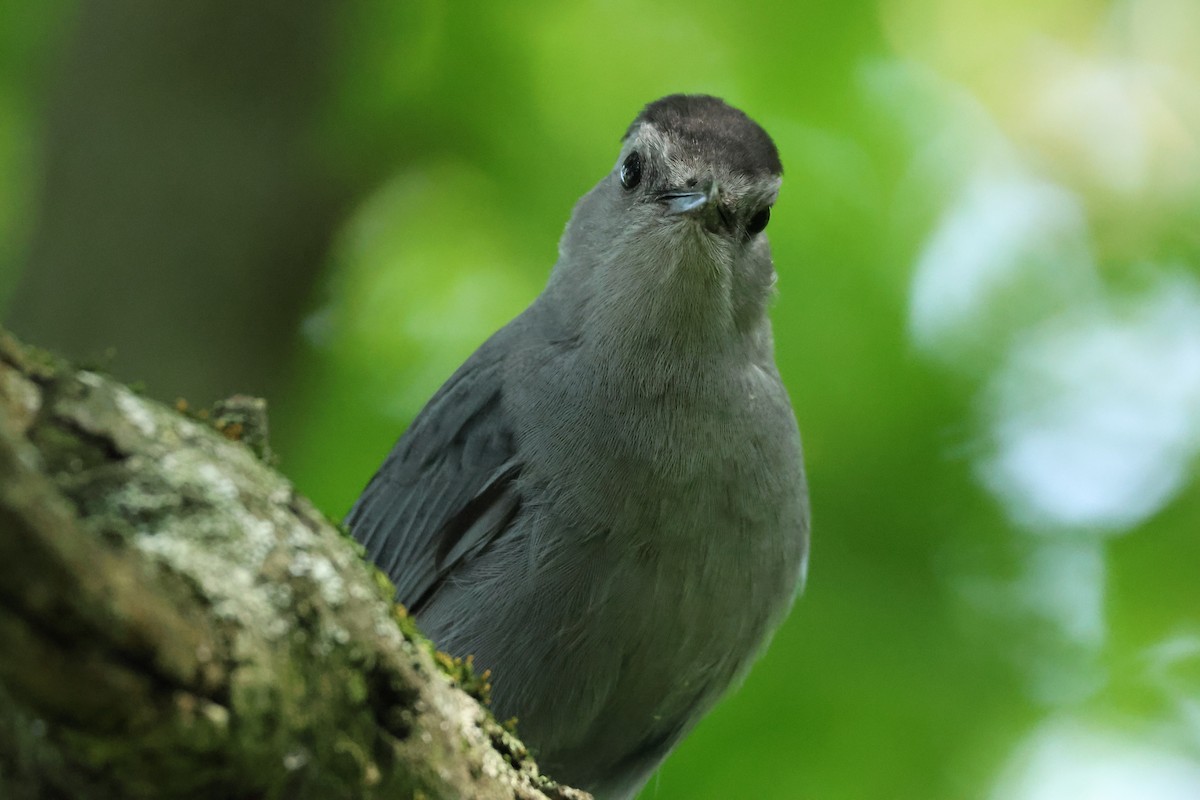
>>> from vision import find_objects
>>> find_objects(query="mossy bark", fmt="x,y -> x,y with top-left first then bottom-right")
0,329 -> 588,800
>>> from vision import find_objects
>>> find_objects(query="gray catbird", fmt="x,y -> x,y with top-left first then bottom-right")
348,94 -> 809,800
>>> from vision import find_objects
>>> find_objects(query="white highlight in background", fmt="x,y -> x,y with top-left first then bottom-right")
991,719 -> 1200,800
979,274 -> 1200,533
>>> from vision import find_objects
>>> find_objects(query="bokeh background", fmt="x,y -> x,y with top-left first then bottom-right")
4,1 -> 1200,797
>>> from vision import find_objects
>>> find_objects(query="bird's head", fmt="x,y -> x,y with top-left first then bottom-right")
552,95 -> 784,346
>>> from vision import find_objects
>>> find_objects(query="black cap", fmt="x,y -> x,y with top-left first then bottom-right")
625,94 -> 783,177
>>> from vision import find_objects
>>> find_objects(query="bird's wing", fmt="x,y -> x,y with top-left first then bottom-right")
346,334 -> 521,612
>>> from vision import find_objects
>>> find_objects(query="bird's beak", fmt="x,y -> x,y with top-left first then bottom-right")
658,179 -> 731,231
659,178 -> 719,215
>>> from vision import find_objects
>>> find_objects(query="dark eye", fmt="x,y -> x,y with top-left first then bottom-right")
746,206 -> 771,235
620,152 -> 642,190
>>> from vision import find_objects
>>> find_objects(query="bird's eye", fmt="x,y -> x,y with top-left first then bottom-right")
746,206 -> 771,235
620,152 -> 642,190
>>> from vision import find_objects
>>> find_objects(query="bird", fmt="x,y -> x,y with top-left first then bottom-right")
347,94 -> 809,800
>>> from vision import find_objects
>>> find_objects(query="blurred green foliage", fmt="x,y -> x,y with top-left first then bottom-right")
4,1 -> 1200,798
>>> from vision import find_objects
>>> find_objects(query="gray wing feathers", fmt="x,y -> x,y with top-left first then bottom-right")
346,334 -> 522,611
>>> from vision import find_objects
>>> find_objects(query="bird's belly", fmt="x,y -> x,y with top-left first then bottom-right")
419,382 -> 806,791
418,473 -> 799,790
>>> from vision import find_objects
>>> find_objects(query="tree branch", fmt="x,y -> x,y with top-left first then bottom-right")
0,329 -> 588,800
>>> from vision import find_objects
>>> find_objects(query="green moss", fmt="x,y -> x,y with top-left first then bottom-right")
389,604 -> 423,644
385,600 -> 493,707
432,651 -> 492,708
370,568 -> 396,601
0,329 -> 64,381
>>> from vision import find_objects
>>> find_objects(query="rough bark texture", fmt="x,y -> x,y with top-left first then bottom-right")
0,329 -> 589,800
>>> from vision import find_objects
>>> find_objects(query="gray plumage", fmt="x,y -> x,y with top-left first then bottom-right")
348,94 -> 809,800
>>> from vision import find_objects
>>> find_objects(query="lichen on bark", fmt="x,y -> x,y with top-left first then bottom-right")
0,329 -> 587,800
